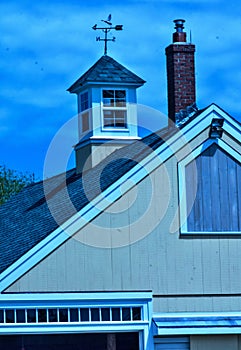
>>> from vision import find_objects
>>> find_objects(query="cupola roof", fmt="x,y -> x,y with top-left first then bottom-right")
68,55 -> 145,93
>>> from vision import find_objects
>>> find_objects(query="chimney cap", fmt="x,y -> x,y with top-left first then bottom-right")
173,19 -> 185,32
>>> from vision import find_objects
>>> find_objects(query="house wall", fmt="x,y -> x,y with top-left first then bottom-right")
190,335 -> 240,350
76,142 -> 125,173
6,128 -> 241,314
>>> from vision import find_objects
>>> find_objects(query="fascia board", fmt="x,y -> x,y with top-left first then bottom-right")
0,322 -> 149,335
155,327 -> 241,336
0,291 -> 152,303
0,104 -> 240,292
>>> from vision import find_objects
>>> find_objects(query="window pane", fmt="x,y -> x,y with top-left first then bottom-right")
59,308 -> 68,322
103,90 -> 114,98
115,111 -> 126,127
104,110 -> 127,128
27,309 -> 36,323
70,308 -> 79,322
104,110 -> 114,127
6,310 -> 14,323
115,90 -> 126,99
122,308 -> 131,321
0,310 -> 3,323
80,308 -> 89,322
16,309 -> 25,323
101,308 -> 110,321
115,90 -> 126,107
103,90 -> 114,106
91,308 -> 100,321
112,308 -> 120,321
132,307 -> 141,320
48,309 -> 57,322
38,309 -> 47,322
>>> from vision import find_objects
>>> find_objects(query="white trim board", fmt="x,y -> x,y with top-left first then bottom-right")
153,311 -> 241,336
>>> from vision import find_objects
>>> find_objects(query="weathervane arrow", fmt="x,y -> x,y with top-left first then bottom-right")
92,15 -> 123,55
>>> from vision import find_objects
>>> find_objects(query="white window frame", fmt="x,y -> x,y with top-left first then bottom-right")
101,88 -> 128,130
0,291 -> 152,350
178,138 -> 241,235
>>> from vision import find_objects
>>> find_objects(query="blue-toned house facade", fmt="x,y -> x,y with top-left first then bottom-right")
0,20 -> 241,350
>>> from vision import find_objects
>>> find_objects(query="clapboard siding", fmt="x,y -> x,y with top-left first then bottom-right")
153,295 -> 241,313
5,131 -> 241,314
155,337 -> 189,350
186,144 -> 241,232
191,335 -> 239,350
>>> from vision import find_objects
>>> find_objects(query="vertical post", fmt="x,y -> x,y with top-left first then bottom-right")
107,333 -> 116,350
104,29 -> 108,55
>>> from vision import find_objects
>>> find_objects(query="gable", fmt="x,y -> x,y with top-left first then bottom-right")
1,104 -> 241,294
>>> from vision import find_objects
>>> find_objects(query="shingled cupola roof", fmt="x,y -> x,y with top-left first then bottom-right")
68,55 -> 145,93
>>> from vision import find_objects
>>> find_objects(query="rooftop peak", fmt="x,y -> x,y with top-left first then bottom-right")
92,14 -> 123,55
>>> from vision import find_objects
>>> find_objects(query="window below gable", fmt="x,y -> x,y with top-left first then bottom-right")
179,140 -> 241,235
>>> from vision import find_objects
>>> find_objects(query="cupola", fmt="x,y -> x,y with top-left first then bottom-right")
68,55 -> 145,173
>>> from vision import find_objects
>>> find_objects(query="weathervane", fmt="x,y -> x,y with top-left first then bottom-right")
92,14 -> 123,55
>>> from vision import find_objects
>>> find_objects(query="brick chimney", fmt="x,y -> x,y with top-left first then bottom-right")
165,19 -> 196,124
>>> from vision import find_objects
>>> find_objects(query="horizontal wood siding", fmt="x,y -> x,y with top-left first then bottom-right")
155,337 -> 189,350
186,144 -> 241,232
191,335 -> 238,350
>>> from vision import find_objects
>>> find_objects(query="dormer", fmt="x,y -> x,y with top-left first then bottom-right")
68,55 -> 145,173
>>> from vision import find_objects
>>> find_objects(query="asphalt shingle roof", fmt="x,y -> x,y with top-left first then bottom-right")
0,124 -> 179,274
68,55 -> 145,92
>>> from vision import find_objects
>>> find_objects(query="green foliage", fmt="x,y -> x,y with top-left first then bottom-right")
0,165 -> 35,205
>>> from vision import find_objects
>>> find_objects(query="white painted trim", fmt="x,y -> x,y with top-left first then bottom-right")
153,311 -> 241,318
178,137 -> 241,234
0,291 -> 152,303
0,322 -> 148,335
0,291 -> 152,348
90,136 -> 141,140
154,327 -> 241,336
0,104 -> 240,292
153,311 -> 241,336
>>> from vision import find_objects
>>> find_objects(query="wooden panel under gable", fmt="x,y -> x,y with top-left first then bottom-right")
186,143 -> 241,232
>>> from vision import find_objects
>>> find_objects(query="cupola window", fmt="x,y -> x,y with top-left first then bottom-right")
102,89 -> 127,128
80,91 -> 89,111
80,91 -> 90,133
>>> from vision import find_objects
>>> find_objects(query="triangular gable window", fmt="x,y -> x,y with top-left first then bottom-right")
179,139 -> 241,235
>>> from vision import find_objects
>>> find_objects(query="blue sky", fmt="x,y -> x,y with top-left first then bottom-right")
1,0 -> 241,178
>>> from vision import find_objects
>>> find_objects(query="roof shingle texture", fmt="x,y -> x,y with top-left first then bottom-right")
0,125 -> 179,275
68,55 -> 145,92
